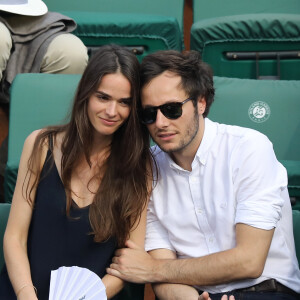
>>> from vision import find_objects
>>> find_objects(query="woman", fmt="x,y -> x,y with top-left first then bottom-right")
0,44 -> 152,300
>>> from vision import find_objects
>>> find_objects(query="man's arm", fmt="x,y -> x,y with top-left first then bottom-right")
108,244 -> 235,300
107,223 -> 274,286
148,248 -> 201,300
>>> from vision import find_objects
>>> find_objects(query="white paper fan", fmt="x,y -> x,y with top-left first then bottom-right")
49,266 -> 107,300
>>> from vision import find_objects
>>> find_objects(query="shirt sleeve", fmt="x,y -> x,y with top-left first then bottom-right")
232,131 -> 288,230
145,195 -> 176,252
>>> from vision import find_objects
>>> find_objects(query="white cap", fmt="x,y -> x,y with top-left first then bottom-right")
0,0 -> 48,16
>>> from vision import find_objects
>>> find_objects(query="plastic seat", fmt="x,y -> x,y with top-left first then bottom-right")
293,210 -> 300,264
210,76 -> 300,207
191,0 -> 300,80
4,73 -> 81,203
0,203 -> 11,271
44,0 -> 184,59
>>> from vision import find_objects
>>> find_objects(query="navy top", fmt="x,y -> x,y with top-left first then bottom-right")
0,143 -> 118,300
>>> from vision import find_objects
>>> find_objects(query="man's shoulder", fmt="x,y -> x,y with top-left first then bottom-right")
215,121 -> 268,144
212,121 -> 275,166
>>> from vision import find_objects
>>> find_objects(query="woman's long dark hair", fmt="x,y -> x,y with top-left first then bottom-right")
25,45 -> 152,246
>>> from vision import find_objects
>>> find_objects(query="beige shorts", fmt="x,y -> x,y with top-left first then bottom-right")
0,22 -> 88,81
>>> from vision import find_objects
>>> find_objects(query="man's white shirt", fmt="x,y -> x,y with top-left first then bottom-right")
145,118 -> 300,293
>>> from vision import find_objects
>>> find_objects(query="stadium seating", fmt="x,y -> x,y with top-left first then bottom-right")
4,74 -> 81,203
191,0 -> 300,79
210,76 -> 300,208
44,0 -> 184,60
293,210 -> 300,265
0,203 -> 10,271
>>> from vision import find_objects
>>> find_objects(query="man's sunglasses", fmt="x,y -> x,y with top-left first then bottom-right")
140,97 -> 193,125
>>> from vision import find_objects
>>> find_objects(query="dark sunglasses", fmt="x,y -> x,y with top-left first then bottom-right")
140,97 -> 193,125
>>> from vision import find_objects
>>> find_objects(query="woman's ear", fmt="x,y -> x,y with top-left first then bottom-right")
197,97 -> 206,115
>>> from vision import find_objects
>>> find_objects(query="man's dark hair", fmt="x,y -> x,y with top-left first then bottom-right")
140,50 -> 215,117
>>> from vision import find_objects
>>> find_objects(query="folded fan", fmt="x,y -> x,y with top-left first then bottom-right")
49,266 -> 107,300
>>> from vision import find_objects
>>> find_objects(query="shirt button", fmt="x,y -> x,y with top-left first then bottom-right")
197,208 -> 202,214
209,237 -> 214,243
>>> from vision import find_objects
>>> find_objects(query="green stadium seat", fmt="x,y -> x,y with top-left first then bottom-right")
44,0 -> 184,60
4,73 -> 81,203
191,0 -> 300,80
0,203 -> 11,271
210,76 -> 300,207
293,210 -> 300,264
193,0 -> 300,21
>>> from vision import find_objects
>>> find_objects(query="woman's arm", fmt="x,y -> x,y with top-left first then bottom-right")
4,130 -> 46,300
103,193 -> 148,299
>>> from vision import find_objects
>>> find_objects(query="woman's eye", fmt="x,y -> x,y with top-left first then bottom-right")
96,94 -> 109,101
121,101 -> 130,106
120,99 -> 132,106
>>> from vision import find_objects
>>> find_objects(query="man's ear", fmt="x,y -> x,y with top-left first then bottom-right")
197,97 -> 206,115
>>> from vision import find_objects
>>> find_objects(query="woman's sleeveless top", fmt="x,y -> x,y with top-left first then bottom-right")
0,138 -> 118,300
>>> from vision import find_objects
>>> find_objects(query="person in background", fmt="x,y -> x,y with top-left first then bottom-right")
0,0 -> 88,100
107,50 -> 300,300
0,44 -> 151,300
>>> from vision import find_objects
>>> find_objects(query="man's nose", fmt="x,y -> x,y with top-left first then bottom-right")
155,109 -> 169,128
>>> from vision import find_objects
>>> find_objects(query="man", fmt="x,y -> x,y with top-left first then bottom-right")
107,50 -> 300,300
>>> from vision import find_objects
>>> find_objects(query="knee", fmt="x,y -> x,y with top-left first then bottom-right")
0,22 -> 13,80
41,33 -> 88,74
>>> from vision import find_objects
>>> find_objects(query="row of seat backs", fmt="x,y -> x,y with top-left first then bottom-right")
45,0 -> 185,29
42,0 -> 300,80
4,74 -> 300,208
193,0 -> 300,21
43,0 -> 184,60
191,0 -> 300,80
1,203 -> 300,288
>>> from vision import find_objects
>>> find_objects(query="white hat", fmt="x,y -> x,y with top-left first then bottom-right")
0,0 -> 48,16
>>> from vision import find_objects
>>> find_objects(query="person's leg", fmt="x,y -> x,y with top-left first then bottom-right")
40,33 -> 88,74
0,22 -> 12,82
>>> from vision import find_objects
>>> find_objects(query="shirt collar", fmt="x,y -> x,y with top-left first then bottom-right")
194,118 -> 217,166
